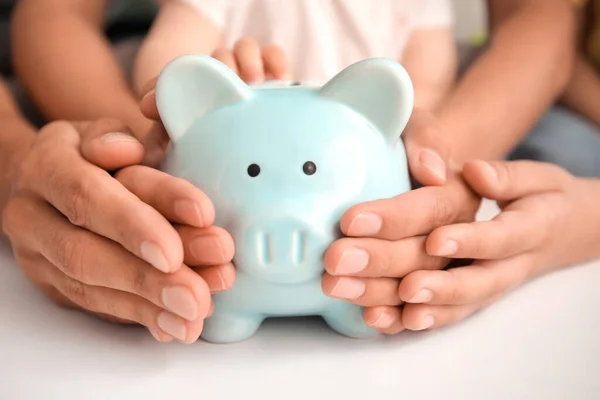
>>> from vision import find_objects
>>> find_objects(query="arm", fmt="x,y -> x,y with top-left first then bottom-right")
133,0 -> 222,95
11,0 -> 152,138
560,55 -> 600,129
401,28 -> 458,113
435,0 -> 579,163
0,79 -> 36,229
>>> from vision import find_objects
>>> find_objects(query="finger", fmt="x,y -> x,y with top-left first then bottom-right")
340,176 -> 479,240
19,122 -> 184,273
4,195 -> 213,320
76,119 -> 145,171
425,210 -> 540,260
116,165 -> 215,228
398,256 -> 531,306
363,306 -> 405,334
321,274 -> 401,306
140,89 -> 159,121
261,44 -> 291,80
139,122 -> 171,167
324,236 -> 446,278
233,38 -> 265,83
191,263 -> 236,293
402,109 -> 449,186
51,270 -> 205,344
140,76 -> 159,100
402,301 -> 489,331
176,225 -> 235,267
462,159 -> 572,201
211,47 -> 239,75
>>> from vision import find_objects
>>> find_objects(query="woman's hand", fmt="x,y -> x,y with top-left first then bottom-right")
2,119 -> 235,343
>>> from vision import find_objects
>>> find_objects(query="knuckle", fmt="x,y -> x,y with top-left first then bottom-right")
65,278 -> 93,311
55,234 -> 87,281
63,176 -> 92,227
431,193 -> 454,228
132,267 -> 150,297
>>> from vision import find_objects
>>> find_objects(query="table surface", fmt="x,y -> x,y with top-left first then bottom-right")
1,200 -> 600,400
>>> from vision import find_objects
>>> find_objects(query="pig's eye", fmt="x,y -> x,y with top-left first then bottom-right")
247,163 -> 261,177
302,161 -> 317,175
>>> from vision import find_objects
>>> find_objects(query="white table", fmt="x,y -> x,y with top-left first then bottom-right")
1,201 -> 600,400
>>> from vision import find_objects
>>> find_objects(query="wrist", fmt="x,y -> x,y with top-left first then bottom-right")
0,114 -> 36,178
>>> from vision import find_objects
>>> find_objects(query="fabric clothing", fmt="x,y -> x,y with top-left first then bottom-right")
177,0 -> 454,81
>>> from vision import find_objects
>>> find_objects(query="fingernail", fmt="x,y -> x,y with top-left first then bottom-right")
141,241 -> 171,273
161,286 -> 198,320
157,312 -> 187,341
330,277 -> 366,299
418,315 -> 435,330
371,310 -> 395,329
207,301 -> 215,317
347,213 -> 382,236
100,132 -> 138,143
190,236 -> 226,265
141,89 -> 155,103
419,148 -> 446,182
408,289 -> 433,303
336,248 -> 369,274
174,199 -> 203,227
433,240 -> 459,256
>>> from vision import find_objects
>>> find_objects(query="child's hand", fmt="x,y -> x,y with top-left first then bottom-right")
321,110 -> 482,334
211,38 -> 292,83
2,119 -> 235,344
395,160 -> 600,331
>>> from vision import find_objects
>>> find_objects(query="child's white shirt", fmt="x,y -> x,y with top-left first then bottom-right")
177,0 -> 454,81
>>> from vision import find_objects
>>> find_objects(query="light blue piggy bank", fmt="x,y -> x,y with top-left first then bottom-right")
156,55 -> 414,343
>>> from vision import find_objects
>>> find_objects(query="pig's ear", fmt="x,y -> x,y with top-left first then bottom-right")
155,54 -> 252,142
319,58 -> 414,145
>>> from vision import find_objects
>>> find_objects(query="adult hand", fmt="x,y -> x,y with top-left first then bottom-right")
398,160 -> 600,331
321,109 -> 482,334
2,119 -> 234,344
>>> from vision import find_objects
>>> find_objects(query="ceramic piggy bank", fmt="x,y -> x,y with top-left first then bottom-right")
156,55 -> 414,343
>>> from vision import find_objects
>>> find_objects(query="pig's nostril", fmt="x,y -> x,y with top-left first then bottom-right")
257,232 -> 272,265
292,230 -> 307,265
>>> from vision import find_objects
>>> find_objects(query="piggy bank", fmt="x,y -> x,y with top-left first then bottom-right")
156,55 -> 414,343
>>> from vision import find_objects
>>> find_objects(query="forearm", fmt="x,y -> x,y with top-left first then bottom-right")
436,0 -> 578,163
0,81 -> 36,230
560,56 -> 600,129
133,1 -> 222,96
402,28 -> 458,113
11,0 -> 152,138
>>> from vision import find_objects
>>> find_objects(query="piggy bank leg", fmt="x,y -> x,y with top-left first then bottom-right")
201,311 -> 265,344
322,302 -> 379,339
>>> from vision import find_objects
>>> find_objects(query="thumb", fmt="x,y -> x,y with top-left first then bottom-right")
402,109 -> 449,187
462,159 -> 572,201
140,122 -> 172,168
76,119 -> 145,171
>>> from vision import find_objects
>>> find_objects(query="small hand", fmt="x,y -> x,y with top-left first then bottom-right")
211,38 -> 291,83
322,109 -> 482,334
397,159 -> 600,331
2,119 -> 234,344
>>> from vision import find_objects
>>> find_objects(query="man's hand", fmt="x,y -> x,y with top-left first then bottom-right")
2,119 -> 235,343
321,110 -> 482,334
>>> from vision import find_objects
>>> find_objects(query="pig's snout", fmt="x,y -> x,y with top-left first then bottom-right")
232,217 -> 329,284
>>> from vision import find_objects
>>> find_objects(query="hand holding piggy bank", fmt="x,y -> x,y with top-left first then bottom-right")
156,55 -> 413,343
